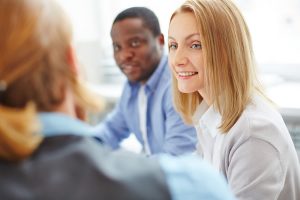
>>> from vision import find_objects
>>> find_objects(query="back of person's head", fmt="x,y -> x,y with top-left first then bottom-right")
0,0 -> 100,161
0,0 -> 72,111
113,7 -> 162,37
170,0 -> 262,132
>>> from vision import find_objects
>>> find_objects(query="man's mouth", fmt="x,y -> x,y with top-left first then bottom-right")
122,64 -> 138,74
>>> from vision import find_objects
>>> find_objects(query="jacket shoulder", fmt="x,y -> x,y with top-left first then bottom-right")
0,135 -> 171,200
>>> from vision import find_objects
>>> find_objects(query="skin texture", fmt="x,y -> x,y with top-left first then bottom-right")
168,12 -> 207,100
111,18 -> 164,84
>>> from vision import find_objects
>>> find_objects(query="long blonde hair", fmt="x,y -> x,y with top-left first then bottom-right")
171,0 -> 264,132
0,0 -> 102,161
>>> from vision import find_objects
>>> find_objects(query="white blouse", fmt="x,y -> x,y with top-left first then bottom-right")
193,95 -> 300,200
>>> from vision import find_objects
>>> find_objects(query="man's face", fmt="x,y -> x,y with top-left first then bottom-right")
111,18 -> 164,83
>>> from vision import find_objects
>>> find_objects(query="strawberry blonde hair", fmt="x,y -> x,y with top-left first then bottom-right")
0,0 -> 102,161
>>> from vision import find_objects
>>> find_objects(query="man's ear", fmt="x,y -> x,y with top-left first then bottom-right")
66,45 -> 79,75
158,33 -> 165,46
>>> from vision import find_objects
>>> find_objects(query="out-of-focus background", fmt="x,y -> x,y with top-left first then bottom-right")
58,0 -> 300,156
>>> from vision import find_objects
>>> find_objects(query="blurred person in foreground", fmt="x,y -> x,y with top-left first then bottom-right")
0,0 -> 235,200
95,7 -> 197,156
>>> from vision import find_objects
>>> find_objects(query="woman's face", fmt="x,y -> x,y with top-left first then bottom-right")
168,12 -> 205,94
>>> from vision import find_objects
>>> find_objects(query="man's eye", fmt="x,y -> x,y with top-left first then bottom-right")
131,40 -> 141,47
113,44 -> 120,52
191,43 -> 202,49
168,43 -> 177,50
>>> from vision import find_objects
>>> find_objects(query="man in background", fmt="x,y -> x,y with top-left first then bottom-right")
95,7 -> 197,155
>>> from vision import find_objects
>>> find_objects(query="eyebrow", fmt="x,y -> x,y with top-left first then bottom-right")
168,33 -> 200,40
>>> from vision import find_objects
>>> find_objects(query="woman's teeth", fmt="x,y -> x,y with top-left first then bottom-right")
177,72 -> 198,77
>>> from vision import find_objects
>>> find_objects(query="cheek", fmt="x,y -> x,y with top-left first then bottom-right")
191,54 -> 203,67
141,44 -> 153,54
191,57 -> 205,77
168,54 -> 176,69
114,54 -> 121,63
168,60 -> 175,71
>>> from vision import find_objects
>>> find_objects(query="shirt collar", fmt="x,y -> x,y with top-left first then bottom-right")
145,54 -> 168,92
193,101 -> 223,138
38,112 -> 95,137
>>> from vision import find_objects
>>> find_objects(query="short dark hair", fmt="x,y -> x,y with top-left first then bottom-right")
113,7 -> 161,37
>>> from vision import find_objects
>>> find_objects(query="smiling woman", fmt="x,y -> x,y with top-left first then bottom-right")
168,0 -> 300,199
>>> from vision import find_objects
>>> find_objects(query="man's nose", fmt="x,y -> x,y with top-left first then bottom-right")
118,49 -> 134,61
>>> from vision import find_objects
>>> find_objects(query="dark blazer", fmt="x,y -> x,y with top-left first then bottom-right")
0,135 -> 171,200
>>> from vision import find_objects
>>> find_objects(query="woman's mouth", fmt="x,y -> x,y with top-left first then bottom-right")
177,71 -> 198,78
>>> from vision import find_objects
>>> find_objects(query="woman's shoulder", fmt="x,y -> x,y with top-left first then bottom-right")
227,95 -> 292,158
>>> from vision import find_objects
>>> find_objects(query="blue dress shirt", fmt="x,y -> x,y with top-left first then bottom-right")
38,113 -> 235,200
94,56 -> 197,155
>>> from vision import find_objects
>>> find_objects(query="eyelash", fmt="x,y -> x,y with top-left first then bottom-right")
191,43 -> 202,49
168,43 -> 202,50
168,43 -> 177,50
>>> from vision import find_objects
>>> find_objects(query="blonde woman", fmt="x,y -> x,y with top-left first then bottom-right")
168,0 -> 300,199
0,0 -> 236,199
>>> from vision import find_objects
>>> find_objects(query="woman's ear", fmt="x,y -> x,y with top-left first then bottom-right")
66,45 -> 79,75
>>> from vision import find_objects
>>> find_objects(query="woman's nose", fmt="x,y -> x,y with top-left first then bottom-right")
172,47 -> 188,67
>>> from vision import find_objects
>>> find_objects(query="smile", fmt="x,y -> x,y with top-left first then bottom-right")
177,72 -> 198,77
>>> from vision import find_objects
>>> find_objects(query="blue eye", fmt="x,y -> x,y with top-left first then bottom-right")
168,43 -> 177,50
191,43 -> 202,49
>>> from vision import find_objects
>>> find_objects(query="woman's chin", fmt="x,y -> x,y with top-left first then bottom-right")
178,86 -> 197,94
